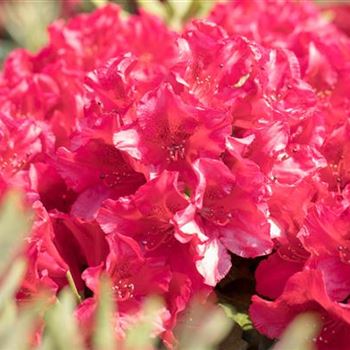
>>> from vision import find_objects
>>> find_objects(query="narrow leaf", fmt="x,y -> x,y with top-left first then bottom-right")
93,276 -> 117,350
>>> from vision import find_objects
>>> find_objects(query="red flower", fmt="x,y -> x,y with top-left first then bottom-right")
114,83 -> 231,173
2,0 -> 350,347
176,157 -> 273,285
55,139 -> 145,221
251,269 -> 350,350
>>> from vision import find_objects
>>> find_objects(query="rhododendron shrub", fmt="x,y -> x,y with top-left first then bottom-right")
1,0 -> 350,349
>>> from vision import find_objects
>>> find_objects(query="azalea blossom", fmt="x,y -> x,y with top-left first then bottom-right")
1,0 -> 350,348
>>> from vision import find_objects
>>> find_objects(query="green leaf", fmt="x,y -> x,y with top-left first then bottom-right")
93,277 -> 117,350
43,288 -> 84,350
220,304 -> 253,331
0,191 -> 32,275
137,0 -> 168,20
190,0 -> 216,19
2,1 -> 58,51
125,297 -> 164,349
0,299 -> 17,332
167,0 -> 192,15
175,298 -> 233,350
89,0 -> 108,8
0,299 -> 45,350
0,259 -> 27,308
272,313 -> 321,350
167,0 -> 217,29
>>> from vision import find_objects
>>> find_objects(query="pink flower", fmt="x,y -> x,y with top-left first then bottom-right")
114,83 -> 231,173
0,113 -> 54,195
2,0 -> 350,347
253,192 -> 350,348
19,202 -> 68,300
55,138 -> 145,221
251,269 -> 350,350
176,157 -> 273,285
96,170 -> 209,335
78,234 -> 173,341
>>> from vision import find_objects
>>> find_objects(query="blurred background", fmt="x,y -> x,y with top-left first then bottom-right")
0,0 -> 133,60
0,0 -> 217,63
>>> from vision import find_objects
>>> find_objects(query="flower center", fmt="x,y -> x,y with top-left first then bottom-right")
337,245 -> 350,264
141,225 -> 173,251
200,206 -> 232,226
112,278 -> 135,301
0,152 -> 31,174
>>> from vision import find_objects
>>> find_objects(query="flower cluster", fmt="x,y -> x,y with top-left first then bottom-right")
1,1 -> 350,348
208,1 -> 350,349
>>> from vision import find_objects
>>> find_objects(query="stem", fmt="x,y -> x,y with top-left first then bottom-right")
66,270 -> 82,303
